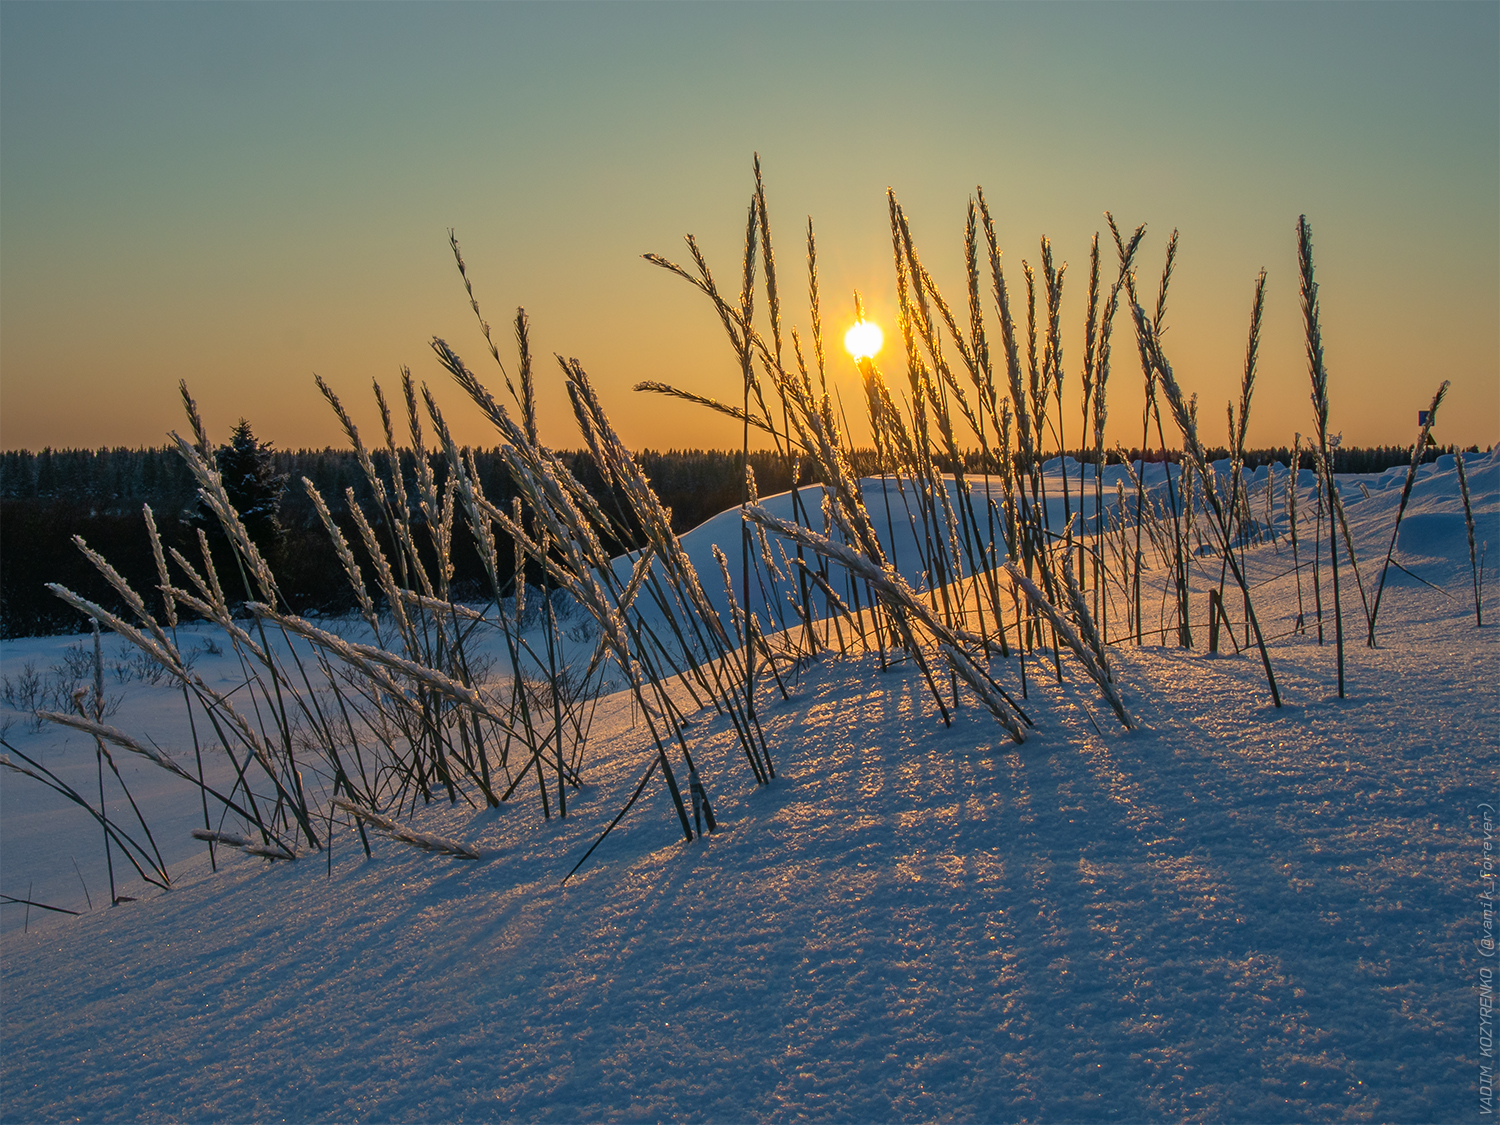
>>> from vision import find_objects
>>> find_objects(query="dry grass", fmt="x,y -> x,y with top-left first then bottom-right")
3,162 -> 1467,898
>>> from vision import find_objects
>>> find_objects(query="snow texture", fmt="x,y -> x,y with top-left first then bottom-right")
2,454 -> 1497,1121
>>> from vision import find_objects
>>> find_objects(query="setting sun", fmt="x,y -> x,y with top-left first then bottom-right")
843,319 -> 884,361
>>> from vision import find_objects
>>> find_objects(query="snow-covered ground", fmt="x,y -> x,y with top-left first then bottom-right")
2,454 -> 1496,1120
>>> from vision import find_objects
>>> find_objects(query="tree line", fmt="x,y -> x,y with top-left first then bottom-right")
0,438 -> 1476,637
1,442 -> 842,637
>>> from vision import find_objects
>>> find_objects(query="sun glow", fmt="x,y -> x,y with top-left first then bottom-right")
843,319 -> 883,361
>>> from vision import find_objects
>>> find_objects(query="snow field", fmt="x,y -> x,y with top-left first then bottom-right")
1,453 -> 1496,1120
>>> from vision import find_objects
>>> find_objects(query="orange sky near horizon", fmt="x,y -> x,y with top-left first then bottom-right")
2,3 -> 1496,456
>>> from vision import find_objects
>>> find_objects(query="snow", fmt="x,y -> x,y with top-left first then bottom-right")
2,454 -> 1496,1120
646,459 -> 1183,625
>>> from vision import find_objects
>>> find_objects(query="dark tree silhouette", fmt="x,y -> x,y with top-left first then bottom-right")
196,419 -> 286,555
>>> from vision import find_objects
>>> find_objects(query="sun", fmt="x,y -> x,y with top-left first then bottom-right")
843,319 -> 883,361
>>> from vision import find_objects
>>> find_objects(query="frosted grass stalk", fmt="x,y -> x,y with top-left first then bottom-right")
1299,215 -> 1344,696
1455,450 -> 1483,626
1370,381 -> 1450,642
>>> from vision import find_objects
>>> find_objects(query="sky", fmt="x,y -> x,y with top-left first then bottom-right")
2,1 -> 1496,455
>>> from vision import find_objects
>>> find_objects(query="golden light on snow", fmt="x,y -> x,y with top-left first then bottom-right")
843,319 -> 883,361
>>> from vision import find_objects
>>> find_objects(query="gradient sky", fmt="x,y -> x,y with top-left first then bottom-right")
2,1 -> 1496,455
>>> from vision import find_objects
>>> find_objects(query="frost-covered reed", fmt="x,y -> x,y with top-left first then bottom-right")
1455,450 -> 1484,627
1299,215 -> 1346,697
5,162 -> 1468,900
1370,381 -> 1449,642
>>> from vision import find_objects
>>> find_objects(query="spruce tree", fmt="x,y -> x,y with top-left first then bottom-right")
196,419 -> 285,555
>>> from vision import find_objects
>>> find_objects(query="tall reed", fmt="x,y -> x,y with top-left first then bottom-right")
1369,381 -> 1449,642
1299,215 -> 1345,697
11,170 -> 1417,902
1287,434 -> 1307,633
1126,278 -> 1282,706
1455,450 -> 1484,627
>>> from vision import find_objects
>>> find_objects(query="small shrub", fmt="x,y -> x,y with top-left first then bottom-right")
2,660 -> 42,712
129,648 -> 172,687
45,664 -> 84,710
111,645 -> 135,684
57,642 -> 94,680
